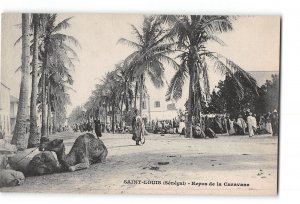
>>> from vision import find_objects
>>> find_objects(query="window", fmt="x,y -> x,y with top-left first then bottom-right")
154,101 -> 160,108
167,103 -> 176,110
142,101 -> 147,109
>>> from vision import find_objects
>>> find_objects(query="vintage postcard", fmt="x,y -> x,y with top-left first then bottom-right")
0,13 -> 280,195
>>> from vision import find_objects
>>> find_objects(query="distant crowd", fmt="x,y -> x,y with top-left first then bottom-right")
71,109 -> 279,139
145,109 -> 279,138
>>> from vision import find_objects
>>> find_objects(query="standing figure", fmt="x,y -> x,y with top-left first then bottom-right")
228,118 -> 235,135
252,114 -> 258,134
178,119 -> 185,135
151,120 -> 155,132
132,109 -> 145,145
222,115 -> 229,135
259,116 -> 267,133
214,115 -> 223,134
236,115 -> 247,135
94,119 -> 102,138
247,112 -> 254,137
271,109 -> 279,136
265,112 -> 273,135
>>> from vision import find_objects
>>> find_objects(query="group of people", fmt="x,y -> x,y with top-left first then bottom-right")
149,119 -> 179,134
146,109 -> 279,138
72,119 -> 103,138
208,109 -> 279,137
72,122 -> 93,133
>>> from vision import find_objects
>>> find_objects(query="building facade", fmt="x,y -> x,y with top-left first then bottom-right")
0,83 -> 11,136
9,95 -> 18,133
137,82 -> 179,123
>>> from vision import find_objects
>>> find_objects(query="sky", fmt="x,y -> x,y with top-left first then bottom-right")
1,14 -> 280,114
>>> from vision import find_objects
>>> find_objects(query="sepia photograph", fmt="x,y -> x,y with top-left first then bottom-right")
0,13 -> 280,196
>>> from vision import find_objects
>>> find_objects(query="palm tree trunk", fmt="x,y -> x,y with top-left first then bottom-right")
104,104 -> 107,133
120,95 -> 124,127
125,77 -> 129,112
134,81 -> 138,109
147,95 -> 151,125
47,83 -> 51,135
139,74 -> 144,116
52,99 -> 57,134
112,99 -> 115,134
186,65 -> 195,138
194,67 -> 201,119
28,14 -> 40,148
41,51 -> 48,138
52,109 -> 57,134
129,93 -> 133,111
11,14 -> 31,150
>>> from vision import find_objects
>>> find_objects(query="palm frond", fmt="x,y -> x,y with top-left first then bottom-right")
155,54 -> 180,70
61,43 -> 80,61
147,60 -> 165,88
205,52 -> 258,98
14,65 -> 22,73
225,58 -> 258,94
130,24 -> 144,44
117,38 -> 141,49
52,16 -> 73,33
201,16 -> 234,34
166,63 -> 188,101
51,33 -> 81,48
14,36 -> 22,46
207,35 -> 226,46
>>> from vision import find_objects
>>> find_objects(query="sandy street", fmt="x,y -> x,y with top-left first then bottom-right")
1,132 -> 278,195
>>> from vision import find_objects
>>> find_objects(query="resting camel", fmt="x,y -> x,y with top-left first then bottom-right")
8,146 -> 61,177
42,133 -> 108,172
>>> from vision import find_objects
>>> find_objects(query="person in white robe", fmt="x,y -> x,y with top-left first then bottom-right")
237,115 -> 247,135
265,112 -> 273,135
228,119 -> 235,135
247,113 -> 254,137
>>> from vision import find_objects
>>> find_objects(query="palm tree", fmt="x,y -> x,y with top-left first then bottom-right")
69,106 -> 86,126
85,68 -> 130,133
163,15 -> 257,137
50,77 -> 72,133
11,14 -> 31,150
102,71 -> 120,133
28,14 -> 42,148
38,14 -> 79,139
118,16 -> 178,116
115,62 -> 134,113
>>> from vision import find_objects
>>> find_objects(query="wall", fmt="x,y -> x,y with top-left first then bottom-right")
0,83 -> 11,136
137,81 -> 179,123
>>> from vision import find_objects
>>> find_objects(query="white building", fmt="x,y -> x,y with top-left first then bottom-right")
10,95 -> 19,133
137,80 -> 179,123
0,82 -> 11,136
9,95 -> 42,132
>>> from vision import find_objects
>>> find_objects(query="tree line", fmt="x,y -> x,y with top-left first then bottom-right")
70,15 -> 258,137
11,14 -> 79,150
204,73 -> 279,117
